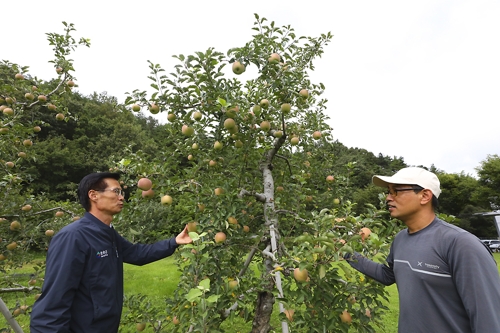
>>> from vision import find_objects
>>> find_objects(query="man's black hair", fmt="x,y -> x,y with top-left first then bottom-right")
78,172 -> 120,211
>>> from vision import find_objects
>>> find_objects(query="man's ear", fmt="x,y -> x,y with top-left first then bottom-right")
420,189 -> 433,205
89,190 -> 98,202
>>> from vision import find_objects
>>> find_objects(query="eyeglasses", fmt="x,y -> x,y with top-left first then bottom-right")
386,187 -> 422,197
98,188 -> 125,197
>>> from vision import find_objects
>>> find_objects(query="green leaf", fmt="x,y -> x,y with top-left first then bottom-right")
198,278 -> 210,291
206,295 -> 221,303
185,288 -> 202,302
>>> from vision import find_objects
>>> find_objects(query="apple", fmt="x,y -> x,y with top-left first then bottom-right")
333,198 -> 340,205
214,141 -> 223,150
137,178 -> 152,191
290,136 -> 299,146
260,99 -> 270,109
0,254 -> 6,261
273,130 -> 283,138
131,104 -> 141,112
161,195 -> 173,205
243,225 -> 250,232
360,227 -> 371,241
0,128 -> 9,134
260,121 -> 271,132
21,204 -> 31,211
234,140 -> 243,148
224,118 -> 236,130
284,309 -> 294,322
312,131 -> 322,140
348,295 -> 356,304
15,73 -> 24,80
136,322 -> 146,331
280,103 -> 291,113
232,61 -> 245,75
142,189 -> 155,198
167,113 -> 176,122
276,186 -> 284,192
47,103 -> 57,111
38,95 -> 47,102
181,125 -> 194,136
326,175 -> 334,183
293,268 -> 308,282
5,161 -> 15,168
45,230 -> 55,237
3,107 -> 14,116
172,316 -> 180,325
209,160 -> 217,167
10,221 -> 21,230
67,80 -> 75,87
186,222 -> 198,233
268,53 -> 281,64
149,104 -> 160,114
25,92 -> 35,100
214,232 -> 226,243
193,111 -> 202,121
365,308 -> 372,318
5,97 -> 15,104
228,280 -> 238,290
340,310 -> 352,324
226,106 -> 239,118
33,126 -> 42,132
228,216 -> 238,225
188,154 -> 194,161
56,67 -> 63,74
299,89 -> 309,98
192,143 -> 199,150
32,86 -> 38,91
197,203 -> 206,212
56,113 -> 65,121
72,216 -> 80,221
6,242 -> 18,250
55,211 -> 64,217
228,125 -> 238,135
214,187 -> 224,196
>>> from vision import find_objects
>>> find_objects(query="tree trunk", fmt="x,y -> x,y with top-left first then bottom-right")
251,291 -> 275,333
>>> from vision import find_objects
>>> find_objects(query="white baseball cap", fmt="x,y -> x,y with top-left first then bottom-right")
372,167 -> 441,198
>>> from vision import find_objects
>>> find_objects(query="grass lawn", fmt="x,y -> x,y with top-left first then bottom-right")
2,253 -> 499,332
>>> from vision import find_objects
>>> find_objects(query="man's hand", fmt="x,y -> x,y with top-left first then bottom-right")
175,225 -> 193,245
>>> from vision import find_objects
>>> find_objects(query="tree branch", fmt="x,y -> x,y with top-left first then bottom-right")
238,189 -> 266,203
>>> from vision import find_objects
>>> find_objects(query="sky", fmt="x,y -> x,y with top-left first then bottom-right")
3,0 -> 500,177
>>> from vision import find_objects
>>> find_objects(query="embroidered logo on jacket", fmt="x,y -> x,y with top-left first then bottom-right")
96,250 -> 108,258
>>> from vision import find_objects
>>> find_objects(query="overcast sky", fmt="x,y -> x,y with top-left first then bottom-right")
4,0 -> 499,177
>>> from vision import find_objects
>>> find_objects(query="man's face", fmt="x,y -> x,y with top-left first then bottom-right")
385,184 -> 423,221
90,178 -> 124,215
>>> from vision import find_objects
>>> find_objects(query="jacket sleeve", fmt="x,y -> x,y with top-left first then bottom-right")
30,229 -> 87,332
118,233 -> 179,266
448,234 -> 500,332
345,248 -> 396,286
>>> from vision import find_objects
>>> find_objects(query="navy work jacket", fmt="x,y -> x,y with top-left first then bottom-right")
30,212 -> 178,333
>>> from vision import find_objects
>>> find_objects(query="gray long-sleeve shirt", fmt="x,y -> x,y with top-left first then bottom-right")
347,217 -> 500,333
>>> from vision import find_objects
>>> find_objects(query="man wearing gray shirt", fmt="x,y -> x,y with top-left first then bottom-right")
345,167 -> 500,333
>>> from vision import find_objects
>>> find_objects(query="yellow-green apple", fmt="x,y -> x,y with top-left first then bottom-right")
45,230 -> 55,237
280,103 -> 291,114
232,61 -> 245,74
293,268 -> 308,282
132,104 -> 140,112
161,195 -> 173,205
193,111 -> 202,121
214,187 -> 224,196
299,89 -> 309,98
260,121 -> 271,132
167,113 -> 176,122
181,125 -> 194,136
56,113 -> 65,121
224,118 -> 236,130
268,53 -> 281,64
260,99 -> 270,108
214,141 -> 223,150
312,131 -> 322,140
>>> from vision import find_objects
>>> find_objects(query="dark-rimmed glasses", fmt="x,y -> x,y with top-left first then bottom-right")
386,187 -> 422,197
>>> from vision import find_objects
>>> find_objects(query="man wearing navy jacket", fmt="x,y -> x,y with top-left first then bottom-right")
30,172 -> 192,333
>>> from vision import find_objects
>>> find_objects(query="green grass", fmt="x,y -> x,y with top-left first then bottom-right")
2,253 -> 499,332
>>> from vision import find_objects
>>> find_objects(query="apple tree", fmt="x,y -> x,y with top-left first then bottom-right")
0,22 -> 89,329
120,15 -> 395,332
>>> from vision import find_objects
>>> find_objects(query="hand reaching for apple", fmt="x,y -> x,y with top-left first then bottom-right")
175,225 -> 193,245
